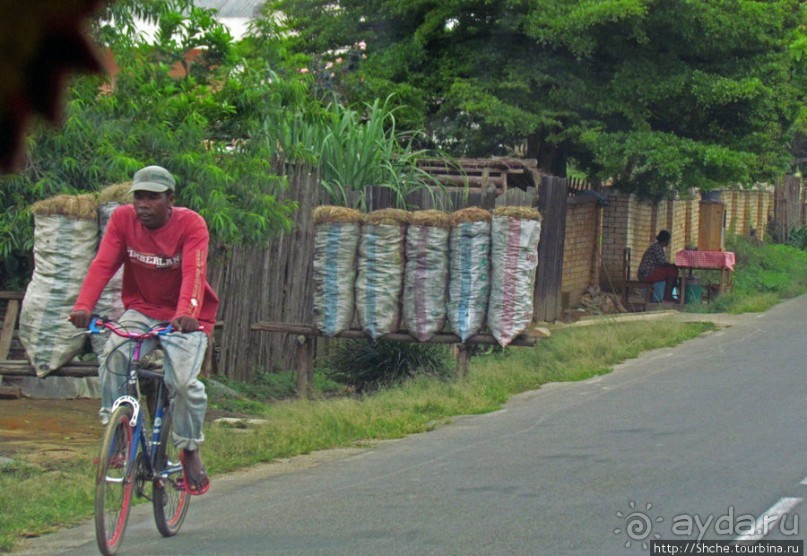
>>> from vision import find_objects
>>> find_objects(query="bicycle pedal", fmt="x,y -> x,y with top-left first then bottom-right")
93,454 -> 126,468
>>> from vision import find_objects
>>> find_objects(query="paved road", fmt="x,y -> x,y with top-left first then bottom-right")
18,295 -> 807,555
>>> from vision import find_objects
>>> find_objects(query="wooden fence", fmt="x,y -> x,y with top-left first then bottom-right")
535,176 -> 567,321
211,161 -> 570,381
772,175 -> 807,241
210,162 -> 321,382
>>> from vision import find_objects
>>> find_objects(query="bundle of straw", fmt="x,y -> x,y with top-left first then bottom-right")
98,182 -> 133,204
492,206 -> 542,221
364,208 -> 409,225
409,210 -> 450,228
31,194 -> 98,221
313,206 -> 364,225
450,207 -> 491,225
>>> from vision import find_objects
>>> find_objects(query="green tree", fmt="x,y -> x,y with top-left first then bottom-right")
0,0 -> 299,288
264,0 -> 804,197
788,3 -> 807,172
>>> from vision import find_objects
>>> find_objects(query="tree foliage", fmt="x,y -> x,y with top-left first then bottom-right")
0,0 -> 450,289
264,0 -> 805,197
0,0 -> 300,288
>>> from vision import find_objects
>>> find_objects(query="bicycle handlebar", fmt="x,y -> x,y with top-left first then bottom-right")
88,316 -> 173,339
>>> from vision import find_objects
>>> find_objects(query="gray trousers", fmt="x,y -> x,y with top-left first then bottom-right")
98,309 -> 208,450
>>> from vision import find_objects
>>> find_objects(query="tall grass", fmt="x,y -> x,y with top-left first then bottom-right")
255,93 -> 443,210
707,237 -> 807,314
0,319 -> 711,551
317,97 -> 444,209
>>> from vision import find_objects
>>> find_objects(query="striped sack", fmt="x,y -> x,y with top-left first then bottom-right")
446,220 -> 491,343
402,224 -> 449,342
487,215 -> 541,347
355,222 -> 406,340
313,221 -> 360,337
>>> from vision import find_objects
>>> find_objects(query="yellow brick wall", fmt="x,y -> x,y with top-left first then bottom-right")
601,191 -> 632,287
597,188 -> 774,294
554,185 -> 782,312
685,198 -> 699,247
561,201 -> 600,307
709,188 -> 773,241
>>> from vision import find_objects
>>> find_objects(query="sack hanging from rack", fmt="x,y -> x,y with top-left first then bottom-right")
402,211 -> 450,342
312,206 -> 362,337
355,209 -> 408,340
90,201 -> 127,356
19,195 -> 98,377
487,207 -> 542,347
446,208 -> 492,343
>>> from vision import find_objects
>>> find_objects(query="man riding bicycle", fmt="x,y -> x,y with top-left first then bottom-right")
69,165 -> 219,495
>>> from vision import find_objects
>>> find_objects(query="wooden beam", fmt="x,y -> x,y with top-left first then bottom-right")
0,386 -> 22,399
0,299 -> 19,360
456,344 -> 471,377
427,174 -> 506,188
0,360 -> 98,377
295,335 -> 313,399
534,175 -> 568,322
252,321 -> 543,395
251,322 -> 540,347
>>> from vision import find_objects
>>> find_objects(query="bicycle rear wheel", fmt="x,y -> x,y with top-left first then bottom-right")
152,409 -> 190,536
94,405 -> 136,556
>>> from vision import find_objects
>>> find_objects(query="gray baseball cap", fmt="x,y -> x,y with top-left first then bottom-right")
129,165 -> 176,193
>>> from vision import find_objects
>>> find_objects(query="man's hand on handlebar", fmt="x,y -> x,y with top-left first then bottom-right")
70,310 -> 199,333
68,309 -> 91,329
171,315 -> 200,333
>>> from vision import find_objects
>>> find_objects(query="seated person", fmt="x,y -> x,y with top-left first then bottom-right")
637,230 -> 678,302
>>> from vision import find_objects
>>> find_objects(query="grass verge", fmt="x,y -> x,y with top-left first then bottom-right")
1,318 -> 713,552
696,238 -> 807,314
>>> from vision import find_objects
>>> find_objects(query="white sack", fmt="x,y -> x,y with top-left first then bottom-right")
91,202 -> 125,355
355,223 -> 406,340
19,215 -> 98,377
446,220 -> 491,342
487,215 -> 541,346
313,221 -> 360,337
402,224 -> 449,342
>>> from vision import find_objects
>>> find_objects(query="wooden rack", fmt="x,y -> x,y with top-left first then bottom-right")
0,292 -> 96,398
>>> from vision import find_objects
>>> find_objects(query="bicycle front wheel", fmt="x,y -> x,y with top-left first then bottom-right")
95,405 -> 136,556
152,409 -> 190,536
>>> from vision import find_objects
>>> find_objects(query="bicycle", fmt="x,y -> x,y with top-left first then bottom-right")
86,317 -> 190,556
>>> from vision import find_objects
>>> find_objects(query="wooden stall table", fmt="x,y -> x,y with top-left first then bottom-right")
674,250 -> 736,305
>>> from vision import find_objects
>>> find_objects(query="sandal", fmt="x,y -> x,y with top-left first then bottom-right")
179,450 -> 210,496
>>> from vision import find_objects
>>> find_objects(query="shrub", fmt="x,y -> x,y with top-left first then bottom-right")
787,226 -> 807,251
326,339 -> 453,392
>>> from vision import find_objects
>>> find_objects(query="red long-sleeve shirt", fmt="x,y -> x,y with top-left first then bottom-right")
74,204 -> 219,335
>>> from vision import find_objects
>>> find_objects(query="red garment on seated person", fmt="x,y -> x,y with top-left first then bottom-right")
642,265 -> 678,284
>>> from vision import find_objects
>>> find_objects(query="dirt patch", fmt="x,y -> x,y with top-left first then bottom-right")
0,398 -> 103,466
0,398 -> 254,467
